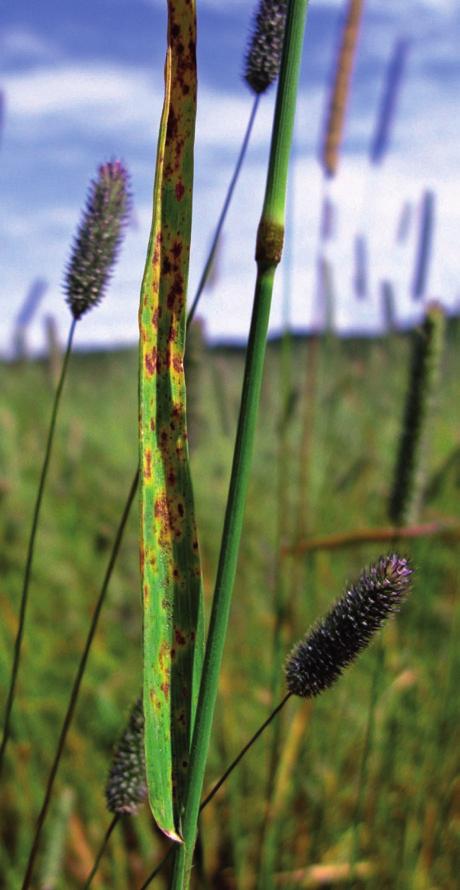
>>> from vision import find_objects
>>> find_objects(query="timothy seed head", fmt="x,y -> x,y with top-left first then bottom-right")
106,698 -> 147,815
286,554 -> 413,698
321,0 -> 364,178
244,0 -> 287,95
64,160 -> 131,320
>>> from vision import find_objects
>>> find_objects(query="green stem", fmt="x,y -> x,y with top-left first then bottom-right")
171,3 -> 309,886
186,94 -> 260,329
0,318 -> 77,779
21,470 -> 139,890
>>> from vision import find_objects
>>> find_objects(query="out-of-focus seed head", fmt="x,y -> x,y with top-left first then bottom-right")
286,554 -> 413,698
64,160 -> 131,320
105,699 -> 147,815
389,302 -> 445,525
244,0 -> 287,95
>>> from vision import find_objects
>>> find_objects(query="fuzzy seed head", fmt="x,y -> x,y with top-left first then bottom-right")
244,0 -> 287,95
106,699 -> 147,815
64,160 -> 131,320
286,554 -> 413,698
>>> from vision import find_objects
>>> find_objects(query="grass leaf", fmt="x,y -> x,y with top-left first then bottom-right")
138,0 -> 204,842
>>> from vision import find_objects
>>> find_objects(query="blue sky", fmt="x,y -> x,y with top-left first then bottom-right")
1,0 -> 460,353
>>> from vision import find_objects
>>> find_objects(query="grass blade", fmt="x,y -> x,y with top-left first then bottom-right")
138,0 -> 204,842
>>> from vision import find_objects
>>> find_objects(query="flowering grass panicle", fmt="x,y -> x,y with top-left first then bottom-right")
244,0 -> 288,95
64,160 -> 131,320
286,554 -> 413,698
106,699 -> 147,815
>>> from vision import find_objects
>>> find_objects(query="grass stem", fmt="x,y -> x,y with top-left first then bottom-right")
20,469 -> 139,889
0,318 -> 77,779
82,814 -> 120,889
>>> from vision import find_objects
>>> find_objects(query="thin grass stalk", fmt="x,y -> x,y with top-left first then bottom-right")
170,3 -> 309,884
82,815 -> 120,890
0,318 -> 76,779
20,470 -> 139,890
187,95 -> 260,327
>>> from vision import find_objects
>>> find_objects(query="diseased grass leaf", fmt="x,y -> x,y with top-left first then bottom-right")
138,0 -> 204,842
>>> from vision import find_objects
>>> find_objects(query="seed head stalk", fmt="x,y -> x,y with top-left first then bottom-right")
0,318 -> 76,779
170,2 -> 310,886
20,470 -> 138,890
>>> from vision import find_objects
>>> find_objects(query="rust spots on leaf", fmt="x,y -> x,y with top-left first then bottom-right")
145,348 -> 158,376
175,627 -> 187,647
144,449 -> 152,480
167,273 -> 184,311
175,181 -> 185,201
155,495 -> 169,520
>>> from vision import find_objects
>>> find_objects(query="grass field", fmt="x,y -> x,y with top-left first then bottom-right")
0,324 -> 459,888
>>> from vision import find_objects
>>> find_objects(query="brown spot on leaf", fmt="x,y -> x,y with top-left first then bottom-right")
175,628 -> 186,646
144,449 -> 152,479
145,348 -> 157,376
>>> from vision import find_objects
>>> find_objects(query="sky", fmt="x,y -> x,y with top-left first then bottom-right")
1,0 -> 460,354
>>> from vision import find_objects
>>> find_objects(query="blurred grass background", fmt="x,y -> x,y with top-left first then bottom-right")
0,322 -> 459,888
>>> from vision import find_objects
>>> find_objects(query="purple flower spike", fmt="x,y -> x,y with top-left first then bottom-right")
64,160 -> 131,320
286,554 -> 414,699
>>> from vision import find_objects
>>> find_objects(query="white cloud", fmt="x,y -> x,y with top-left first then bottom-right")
3,64 -> 160,118
0,27 -> 58,63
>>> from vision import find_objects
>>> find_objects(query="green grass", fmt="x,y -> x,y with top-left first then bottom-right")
0,326 -> 459,888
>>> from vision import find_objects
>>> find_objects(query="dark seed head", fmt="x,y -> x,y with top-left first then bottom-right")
244,0 -> 287,95
286,554 -> 413,699
106,698 -> 147,815
64,159 -> 131,320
